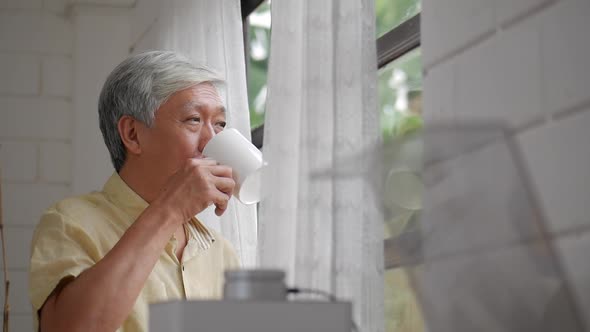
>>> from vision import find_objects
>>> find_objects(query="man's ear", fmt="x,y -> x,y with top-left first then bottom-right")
117,115 -> 142,155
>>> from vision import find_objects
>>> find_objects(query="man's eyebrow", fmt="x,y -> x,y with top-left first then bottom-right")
181,101 -> 226,113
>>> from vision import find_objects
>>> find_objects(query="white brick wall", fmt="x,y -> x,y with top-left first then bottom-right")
518,109 -> 590,233
495,0 -> 551,26
557,233 -> 590,329
0,11 -> 73,54
0,54 -> 40,96
2,183 -> 70,226
422,0 -> 495,67
0,142 -> 37,182
453,16 -> 543,127
0,2 -> 131,324
423,59 -> 454,123
130,0 -> 161,48
0,0 -> 42,10
0,271 -> 31,314
40,142 -> 72,183
2,314 -> 34,332
0,97 -> 72,139
0,2 -> 69,324
42,55 -> 73,98
540,0 -> 590,115
1,227 -> 35,269
425,0 -> 590,232
424,0 -> 590,327
43,0 -> 67,14
71,7 -> 130,194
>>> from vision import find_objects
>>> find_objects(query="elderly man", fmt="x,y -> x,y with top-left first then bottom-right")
29,51 -> 240,332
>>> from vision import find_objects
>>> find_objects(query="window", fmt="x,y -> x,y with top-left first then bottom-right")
376,0 -> 421,37
244,1 -> 271,132
379,48 -> 422,141
241,3 -> 424,328
376,1 -> 422,332
243,1 -> 422,147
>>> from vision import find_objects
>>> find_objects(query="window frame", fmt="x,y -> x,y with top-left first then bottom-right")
377,14 -> 420,68
242,0 -> 266,19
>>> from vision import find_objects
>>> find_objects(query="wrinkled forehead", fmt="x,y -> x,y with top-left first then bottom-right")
180,99 -> 226,115
179,83 -> 226,114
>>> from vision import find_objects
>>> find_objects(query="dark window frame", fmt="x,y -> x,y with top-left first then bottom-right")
242,0 -> 266,19
377,14 -> 421,68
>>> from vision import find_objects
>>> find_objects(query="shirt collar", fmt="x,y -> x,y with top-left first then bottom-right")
102,172 -> 148,226
101,173 -> 215,250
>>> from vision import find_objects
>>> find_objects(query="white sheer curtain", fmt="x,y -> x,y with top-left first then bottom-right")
258,0 -> 384,331
131,0 -> 257,267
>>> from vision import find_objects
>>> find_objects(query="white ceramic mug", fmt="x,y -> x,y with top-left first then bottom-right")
203,128 -> 265,204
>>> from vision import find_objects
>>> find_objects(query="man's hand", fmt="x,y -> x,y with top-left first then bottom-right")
154,158 -> 235,222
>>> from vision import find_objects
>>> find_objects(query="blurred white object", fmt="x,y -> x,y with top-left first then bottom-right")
311,121 -> 586,331
408,122 -> 585,331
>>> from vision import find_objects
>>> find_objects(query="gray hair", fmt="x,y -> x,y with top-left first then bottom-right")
98,50 -> 225,172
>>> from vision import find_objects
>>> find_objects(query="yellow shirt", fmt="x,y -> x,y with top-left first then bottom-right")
29,173 -> 240,332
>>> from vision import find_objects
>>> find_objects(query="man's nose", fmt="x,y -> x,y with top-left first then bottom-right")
197,123 -> 216,153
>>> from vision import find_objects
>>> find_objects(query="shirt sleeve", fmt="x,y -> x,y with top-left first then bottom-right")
29,208 -> 98,312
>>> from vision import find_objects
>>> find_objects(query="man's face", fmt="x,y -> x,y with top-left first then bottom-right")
136,82 -> 226,179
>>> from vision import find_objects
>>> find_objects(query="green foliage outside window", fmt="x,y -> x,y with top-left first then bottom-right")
246,1 -> 271,130
378,48 -> 423,142
376,2 -> 423,332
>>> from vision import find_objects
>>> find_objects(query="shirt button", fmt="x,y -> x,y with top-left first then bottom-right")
182,265 -> 185,271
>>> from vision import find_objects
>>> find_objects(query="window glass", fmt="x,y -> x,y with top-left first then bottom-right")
376,0 -> 421,37
385,268 -> 425,332
246,1 -> 271,129
379,48 -> 424,332
378,48 -> 422,141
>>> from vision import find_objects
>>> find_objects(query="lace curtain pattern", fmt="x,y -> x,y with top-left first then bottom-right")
258,1 -> 384,331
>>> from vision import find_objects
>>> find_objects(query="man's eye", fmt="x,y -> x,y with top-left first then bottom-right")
188,117 -> 200,123
216,121 -> 227,128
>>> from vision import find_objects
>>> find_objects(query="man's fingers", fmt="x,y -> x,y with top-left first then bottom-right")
208,165 -> 233,178
213,176 -> 235,195
214,206 -> 224,216
189,158 -> 218,167
211,190 -> 230,216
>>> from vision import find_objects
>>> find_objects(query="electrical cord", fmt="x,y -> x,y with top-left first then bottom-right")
0,154 -> 10,332
287,287 -> 360,332
286,287 -> 338,302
